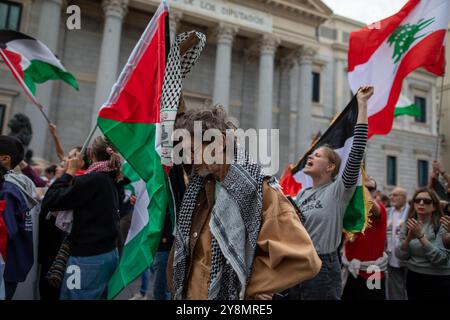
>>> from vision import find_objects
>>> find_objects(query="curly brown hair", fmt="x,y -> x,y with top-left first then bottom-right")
175,105 -> 236,135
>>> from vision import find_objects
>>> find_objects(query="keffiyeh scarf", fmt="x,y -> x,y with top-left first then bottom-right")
160,30 -> 206,166
173,147 -> 266,300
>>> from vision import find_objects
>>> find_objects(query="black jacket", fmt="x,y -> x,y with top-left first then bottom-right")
41,172 -> 120,257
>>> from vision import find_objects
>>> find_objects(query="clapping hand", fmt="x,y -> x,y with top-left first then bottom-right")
406,218 -> 424,239
441,216 -> 450,233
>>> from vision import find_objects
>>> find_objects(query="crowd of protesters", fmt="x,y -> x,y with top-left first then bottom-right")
0,85 -> 449,300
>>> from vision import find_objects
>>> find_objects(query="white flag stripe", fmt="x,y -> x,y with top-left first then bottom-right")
397,93 -> 413,107
125,180 -> 150,245
7,39 -> 67,71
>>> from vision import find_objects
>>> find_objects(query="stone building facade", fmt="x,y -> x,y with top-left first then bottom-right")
0,0 -> 445,196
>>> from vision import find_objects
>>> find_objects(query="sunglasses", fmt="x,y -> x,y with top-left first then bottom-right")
367,186 -> 376,192
413,198 -> 433,205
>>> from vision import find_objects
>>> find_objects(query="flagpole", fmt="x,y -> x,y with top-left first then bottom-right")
80,124 -> 98,155
435,76 -> 446,160
0,48 -> 51,125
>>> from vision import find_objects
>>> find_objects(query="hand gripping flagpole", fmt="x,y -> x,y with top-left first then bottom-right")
0,47 -> 51,125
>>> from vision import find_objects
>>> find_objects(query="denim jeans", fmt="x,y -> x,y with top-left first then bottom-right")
291,251 -> 342,300
140,250 -> 170,300
60,249 -> 119,300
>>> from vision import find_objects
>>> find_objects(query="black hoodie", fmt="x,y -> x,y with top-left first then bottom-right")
41,172 -> 120,256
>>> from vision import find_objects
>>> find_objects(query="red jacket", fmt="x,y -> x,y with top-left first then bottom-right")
345,202 -> 387,279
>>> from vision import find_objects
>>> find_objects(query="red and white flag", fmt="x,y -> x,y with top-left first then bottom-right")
348,0 -> 450,137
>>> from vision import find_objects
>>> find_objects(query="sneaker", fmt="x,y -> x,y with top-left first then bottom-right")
129,293 -> 148,300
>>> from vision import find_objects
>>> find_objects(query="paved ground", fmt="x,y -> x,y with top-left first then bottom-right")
115,277 -> 142,300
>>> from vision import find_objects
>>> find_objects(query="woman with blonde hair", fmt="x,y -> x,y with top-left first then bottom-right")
293,86 -> 373,300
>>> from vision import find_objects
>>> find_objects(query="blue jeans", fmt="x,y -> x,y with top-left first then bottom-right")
60,249 -> 119,300
295,251 -> 342,300
140,250 -> 170,300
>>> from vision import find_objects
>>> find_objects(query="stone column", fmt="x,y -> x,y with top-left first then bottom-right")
334,58 -> 344,114
25,0 -> 64,157
297,46 -> 316,156
169,9 -> 182,43
91,0 -> 128,126
212,23 -> 238,110
342,61 -> 351,109
286,49 -> 301,162
256,35 -> 280,129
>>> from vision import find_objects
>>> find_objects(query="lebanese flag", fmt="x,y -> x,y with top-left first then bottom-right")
348,0 -> 450,138
0,30 -> 78,100
97,1 -> 171,299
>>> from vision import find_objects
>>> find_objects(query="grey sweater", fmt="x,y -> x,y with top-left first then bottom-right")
395,222 -> 450,276
295,124 -> 368,254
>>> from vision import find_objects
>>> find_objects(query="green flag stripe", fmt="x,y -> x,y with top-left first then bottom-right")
98,118 -> 163,182
343,186 -> 367,233
98,118 -> 169,300
394,104 -> 421,117
23,59 -> 79,95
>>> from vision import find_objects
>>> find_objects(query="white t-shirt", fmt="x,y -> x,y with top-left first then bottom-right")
387,204 -> 410,268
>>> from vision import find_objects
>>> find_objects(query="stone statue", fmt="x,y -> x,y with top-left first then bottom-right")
8,113 -> 34,163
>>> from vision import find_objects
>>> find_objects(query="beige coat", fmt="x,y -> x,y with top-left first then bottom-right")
167,177 -> 321,299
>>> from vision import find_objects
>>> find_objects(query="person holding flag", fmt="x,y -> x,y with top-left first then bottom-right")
292,86 -> 373,300
41,136 -> 123,300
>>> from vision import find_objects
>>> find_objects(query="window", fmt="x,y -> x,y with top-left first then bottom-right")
0,104 -> 5,133
319,27 -> 337,40
312,72 -> 321,103
387,155 -> 397,186
342,32 -> 350,43
0,1 -> 22,31
418,160 -> 429,187
414,96 -> 426,123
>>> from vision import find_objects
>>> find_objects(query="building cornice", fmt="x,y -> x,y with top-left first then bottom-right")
207,0 -> 332,26
257,0 -> 333,24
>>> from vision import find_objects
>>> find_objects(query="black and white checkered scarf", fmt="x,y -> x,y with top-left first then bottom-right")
160,30 -> 206,166
161,30 -> 206,111
173,147 -> 265,300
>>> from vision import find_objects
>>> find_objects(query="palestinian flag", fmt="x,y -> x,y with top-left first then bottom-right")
292,96 -> 369,234
394,93 -> 421,117
348,0 -> 449,138
0,30 -> 78,100
97,1 -> 171,300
